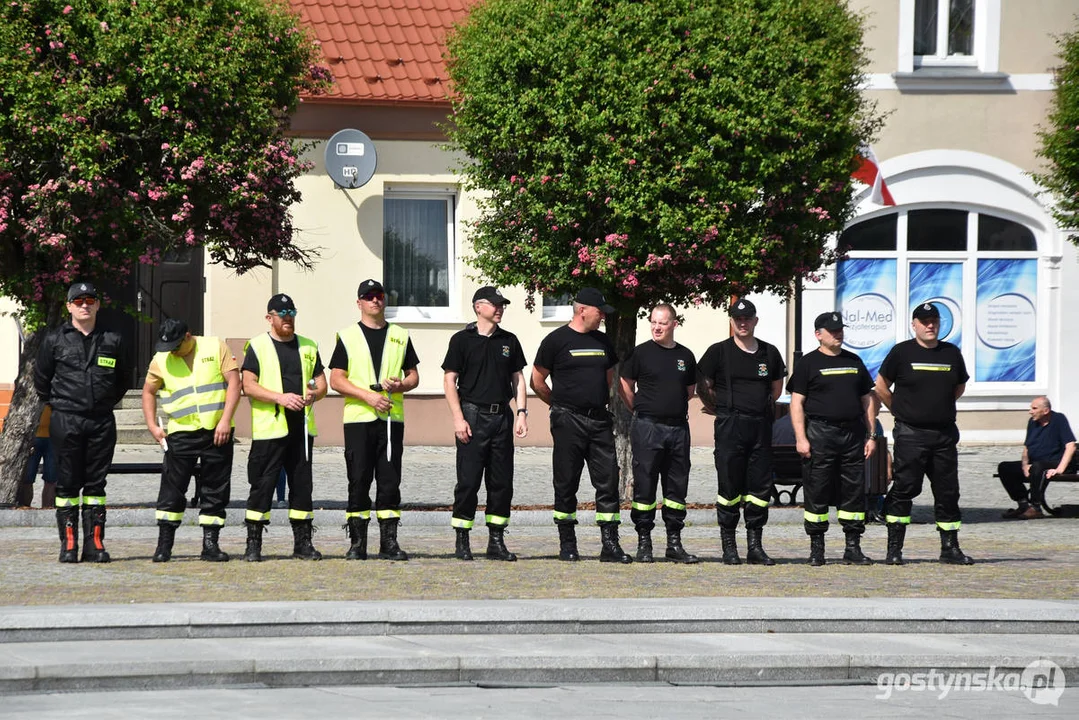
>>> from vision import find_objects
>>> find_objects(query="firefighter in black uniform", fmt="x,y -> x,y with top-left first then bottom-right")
34,281 -> 128,563
787,312 -> 878,566
697,298 -> 786,565
442,286 -> 529,561
618,303 -> 699,564
875,302 -> 973,565
531,287 -> 630,563
143,318 -> 241,562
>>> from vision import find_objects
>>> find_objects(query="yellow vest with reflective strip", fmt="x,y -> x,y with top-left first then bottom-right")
156,337 -> 229,434
246,333 -> 320,440
338,323 -> 408,424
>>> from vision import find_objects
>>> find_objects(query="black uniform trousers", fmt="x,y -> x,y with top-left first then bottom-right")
885,421 -> 961,528
802,419 -> 866,536
630,415 -> 691,532
156,428 -> 232,524
50,410 -> 115,503
997,457 -> 1074,507
549,405 -> 621,525
453,403 -> 514,527
344,420 -> 405,517
713,411 -> 773,530
247,423 -> 314,520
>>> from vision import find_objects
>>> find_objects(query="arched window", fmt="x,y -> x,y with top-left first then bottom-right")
836,208 -> 1038,385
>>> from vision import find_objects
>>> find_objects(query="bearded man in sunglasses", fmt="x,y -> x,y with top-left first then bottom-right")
330,279 -> 420,561
240,294 -> 327,562
34,281 -> 129,563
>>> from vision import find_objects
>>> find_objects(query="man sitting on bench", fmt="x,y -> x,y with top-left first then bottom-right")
999,396 -> 1076,520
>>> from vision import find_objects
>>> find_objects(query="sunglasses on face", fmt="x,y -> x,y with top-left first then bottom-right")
69,297 -> 97,307
360,292 -> 385,302
272,309 -> 298,318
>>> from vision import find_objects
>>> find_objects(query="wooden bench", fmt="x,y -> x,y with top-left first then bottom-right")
108,461 -> 202,508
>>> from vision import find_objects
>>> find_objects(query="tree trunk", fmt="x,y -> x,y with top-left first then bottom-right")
0,328 -> 46,506
604,310 -> 639,503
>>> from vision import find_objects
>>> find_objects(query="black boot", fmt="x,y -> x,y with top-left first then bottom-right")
56,507 -> 79,563
378,518 -> 409,561
200,525 -> 230,562
558,524 -> 579,561
665,527 -> 699,564
808,534 -> 826,567
939,529 -> 974,565
344,517 -> 368,560
599,523 -> 632,564
244,521 -> 264,562
745,528 -> 775,566
291,521 -> 322,560
80,505 -> 110,563
454,527 -> 473,561
635,528 -> 654,563
152,523 -> 178,563
486,526 -> 517,561
720,527 -> 742,565
843,532 -> 873,565
885,523 -> 906,565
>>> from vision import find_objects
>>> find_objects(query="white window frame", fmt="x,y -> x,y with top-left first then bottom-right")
898,0 -> 1000,74
842,205 -> 1042,393
541,292 -> 574,321
382,187 -> 458,323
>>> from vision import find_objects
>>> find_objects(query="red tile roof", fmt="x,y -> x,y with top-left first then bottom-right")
291,0 -> 474,105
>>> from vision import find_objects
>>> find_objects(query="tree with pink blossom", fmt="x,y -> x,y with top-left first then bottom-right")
446,0 -> 881,495
0,0 -> 330,502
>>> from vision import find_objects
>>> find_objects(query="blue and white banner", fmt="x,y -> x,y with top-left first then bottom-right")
976,259 -> 1036,382
909,262 -> 963,348
836,258 -> 897,378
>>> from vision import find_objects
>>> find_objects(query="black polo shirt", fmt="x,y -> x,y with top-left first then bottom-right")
441,323 -> 527,405
622,340 -> 697,418
878,339 -> 968,426
535,324 -> 618,410
786,348 -> 873,422
697,337 -> 785,416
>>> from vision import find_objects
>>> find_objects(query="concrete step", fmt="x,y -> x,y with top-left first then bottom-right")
0,599 -> 1076,694
116,427 -> 156,444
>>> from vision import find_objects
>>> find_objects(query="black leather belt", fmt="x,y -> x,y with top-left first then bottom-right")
638,414 -> 687,427
463,401 -> 506,414
808,416 -> 862,428
556,404 -> 608,419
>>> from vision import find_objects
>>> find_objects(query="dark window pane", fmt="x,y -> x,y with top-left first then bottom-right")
384,198 -> 451,307
948,0 -> 974,56
839,214 -> 897,252
907,209 -> 967,251
914,0 -> 938,56
543,292 -> 574,306
978,214 -> 1036,251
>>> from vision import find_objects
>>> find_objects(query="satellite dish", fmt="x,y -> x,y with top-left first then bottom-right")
325,129 -> 377,188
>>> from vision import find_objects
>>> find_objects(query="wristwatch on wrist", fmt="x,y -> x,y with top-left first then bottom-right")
867,432 -> 879,440
517,408 -> 528,416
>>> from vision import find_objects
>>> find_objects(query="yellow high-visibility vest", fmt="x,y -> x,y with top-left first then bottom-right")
337,323 -> 408,424
246,333 -> 320,440
156,337 -> 229,434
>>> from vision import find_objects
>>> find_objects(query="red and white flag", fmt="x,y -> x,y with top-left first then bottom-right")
853,145 -> 896,206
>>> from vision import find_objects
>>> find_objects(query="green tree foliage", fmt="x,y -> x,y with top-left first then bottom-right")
0,0 -> 329,502
1037,25 -> 1079,230
446,0 -> 880,319
0,0 -> 330,324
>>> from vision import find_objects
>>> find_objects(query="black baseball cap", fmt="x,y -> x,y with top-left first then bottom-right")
912,302 -> 941,321
814,312 -> 845,331
267,293 -> 297,313
574,287 -> 615,314
472,286 -> 510,305
155,318 -> 189,353
357,279 -> 385,298
67,281 -> 98,302
729,298 -> 757,318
